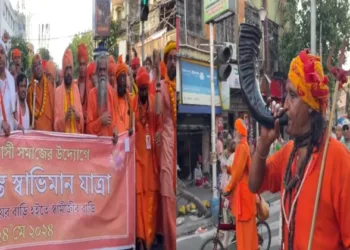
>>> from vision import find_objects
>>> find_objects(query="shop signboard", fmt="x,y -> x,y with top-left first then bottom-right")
203,0 -> 235,24
93,0 -> 111,38
181,59 -> 221,106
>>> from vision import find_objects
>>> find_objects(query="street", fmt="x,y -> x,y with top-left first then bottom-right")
176,183 -> 281,250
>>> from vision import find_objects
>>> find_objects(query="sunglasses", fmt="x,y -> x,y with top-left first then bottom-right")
343,125 -> 349,131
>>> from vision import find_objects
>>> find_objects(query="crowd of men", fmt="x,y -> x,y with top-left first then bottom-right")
0,37 -> 177,250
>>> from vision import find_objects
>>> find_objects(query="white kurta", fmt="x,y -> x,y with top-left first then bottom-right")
0,69 -> 16,134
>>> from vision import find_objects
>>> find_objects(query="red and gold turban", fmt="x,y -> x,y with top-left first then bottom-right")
235,118 -> 247,137
87,62 -> 96,79
136,67 -> 150,88
46,60 -> 55,78
77,43 -> 88,63
12,48 -> 21,59
62,48 -> 73,71
288,49 -> 329,112
131,57 -> 140,70
115,55 -> 128,79
42,60 -> 47,72
164,40 -> 176,62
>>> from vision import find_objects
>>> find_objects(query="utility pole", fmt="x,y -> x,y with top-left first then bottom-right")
311,0 -> 316,54
140,0 -> 149,63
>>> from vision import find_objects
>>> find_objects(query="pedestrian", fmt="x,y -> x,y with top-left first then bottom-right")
14,73 -> 30,132
155,40 -> 177,250
45,60 -> 56,87
0,39 -> 16,136
54,48 -> 83,133
133,66 -> 160,250
223,119 -> 258,250
249,49 -> 350,250
27,54 -> 55,131
86,55 -> 116,138
340,118 -> 350,150
114,55 -> 133,134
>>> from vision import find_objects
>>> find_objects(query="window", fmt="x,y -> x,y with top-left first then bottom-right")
215,15 -> 235,43
186,0 -> 203,35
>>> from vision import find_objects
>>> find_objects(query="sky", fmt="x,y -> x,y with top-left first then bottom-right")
10,0 -> 93,66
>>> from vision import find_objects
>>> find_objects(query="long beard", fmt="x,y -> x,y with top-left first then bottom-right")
98,79 -> 107,113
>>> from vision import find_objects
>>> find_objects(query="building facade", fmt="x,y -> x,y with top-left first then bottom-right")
0,0 -> 26,40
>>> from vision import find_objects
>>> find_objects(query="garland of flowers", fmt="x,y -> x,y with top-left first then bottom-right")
64,88 -> 75,133
165,75 -> 176,126
28,77 -> 48,120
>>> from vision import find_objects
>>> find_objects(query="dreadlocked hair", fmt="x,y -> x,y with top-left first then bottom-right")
280,111 -> 325,250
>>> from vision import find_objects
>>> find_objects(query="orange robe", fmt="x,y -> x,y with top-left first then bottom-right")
260,138 -> 350,250
54,84 -> 84,133
133,94 -> 160,248
75,78 -> 93,133
158,79 -> 176,250
86,85 -> 115,136
225,138 -> 258,250
114,92 -> 133,134
27,75 -> 55,131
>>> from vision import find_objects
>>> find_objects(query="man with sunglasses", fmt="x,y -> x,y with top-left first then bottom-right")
340,119 -> 350,151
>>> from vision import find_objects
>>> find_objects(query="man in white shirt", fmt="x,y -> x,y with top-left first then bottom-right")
0,40 -> 16,136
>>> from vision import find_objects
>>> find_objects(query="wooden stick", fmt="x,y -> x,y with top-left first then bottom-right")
31,80 -> 38,129
307,80 -> 340,250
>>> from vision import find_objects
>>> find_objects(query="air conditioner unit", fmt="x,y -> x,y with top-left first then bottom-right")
224,42 -> 237,61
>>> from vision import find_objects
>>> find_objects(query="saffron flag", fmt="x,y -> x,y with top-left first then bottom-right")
0,131 -> 135,249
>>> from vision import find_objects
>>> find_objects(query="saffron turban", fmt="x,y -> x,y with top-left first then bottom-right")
42,60 -> 47,72
62,48 -> 73,71
164,40 -> 176,62
136,67 -> 150,88
288,49 -> 329,112
235,118 -> 247,137
87,62 -> 96,79
108,62 -> 117,75
32,54 -> 41,65
77,43 -> 88,62
108,55 -> 116,65
46,60 -> 55,78
131,57 -> 140,70
12,48 -> 21,59
115,55 -> 128,79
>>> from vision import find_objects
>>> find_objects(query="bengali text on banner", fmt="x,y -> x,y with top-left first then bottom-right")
0,131 -> 135,250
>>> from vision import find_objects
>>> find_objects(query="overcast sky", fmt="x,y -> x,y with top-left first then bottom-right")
10,0 -> 92,66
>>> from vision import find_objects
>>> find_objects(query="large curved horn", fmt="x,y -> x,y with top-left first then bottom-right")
238,23 -> 288,129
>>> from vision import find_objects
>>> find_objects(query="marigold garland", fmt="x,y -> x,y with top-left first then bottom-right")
28,77 -> 48,121
64,88 -> 75,133
165,75 -> 176,126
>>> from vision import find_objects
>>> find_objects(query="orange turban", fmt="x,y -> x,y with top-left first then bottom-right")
108,55 -> 116,65
235,119 -> 247,137
77,43 -> 88,62
32,54 -> 41,65
115,55 -> 128,79
131,57 -> 140,70
136,67 -> 150,88
12,48 -> 21,59
87,62 -> 96,79
46,60 -> 55,77
42,60 -> 47,72
288,49 -> 329,112
108,62 -> 117,75
164,40 -> 176,62
62,48 -> 73,71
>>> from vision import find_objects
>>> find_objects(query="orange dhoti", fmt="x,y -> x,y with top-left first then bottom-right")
236,219 -> 259,250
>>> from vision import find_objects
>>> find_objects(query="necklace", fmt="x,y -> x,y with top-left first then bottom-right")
165,75 -> 176,127
138,97 -> 149,128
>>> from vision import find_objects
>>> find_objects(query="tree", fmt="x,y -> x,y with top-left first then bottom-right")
279,0 -> 350,90
68,31 -> 94,78
8,36 -> 29,74
38,48 -> 51,61
105,20 -> 123,58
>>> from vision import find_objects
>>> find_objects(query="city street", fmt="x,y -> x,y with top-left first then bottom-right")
176,183 -> 281,250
